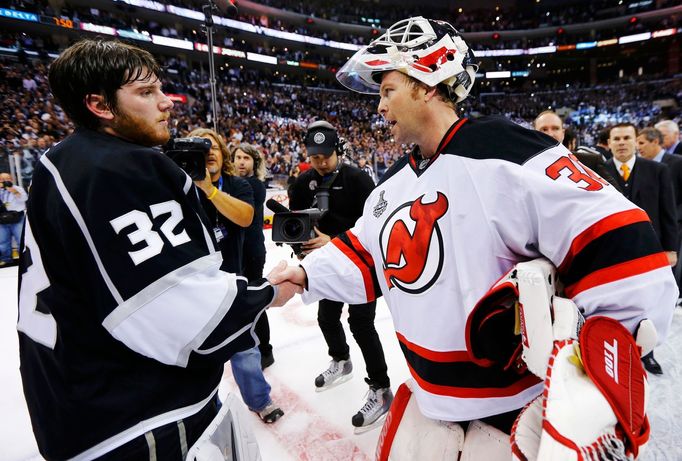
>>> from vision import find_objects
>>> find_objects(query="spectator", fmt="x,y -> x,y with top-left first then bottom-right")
233,142 -> 274,369
655,120 -> 682,155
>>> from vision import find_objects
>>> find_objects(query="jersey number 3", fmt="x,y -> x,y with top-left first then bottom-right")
110,200 -> 191,266
545,154 -> 608,191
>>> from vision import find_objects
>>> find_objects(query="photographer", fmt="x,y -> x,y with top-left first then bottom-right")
288,120 -> 392,432
18,39 -> 298,460
189,129 -> 283,423
0,172 -> 26,267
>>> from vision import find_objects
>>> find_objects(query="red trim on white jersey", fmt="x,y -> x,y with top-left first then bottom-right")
331,238 -> 376,301
406,361 -> 541,399
397,332 -> 471,363
564,252 -> 670,298
558,208 -> 650,272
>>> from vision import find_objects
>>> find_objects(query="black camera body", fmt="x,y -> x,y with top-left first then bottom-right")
271,208 -> 326,244
164,137 -> 210,180
2,181 -> 13,188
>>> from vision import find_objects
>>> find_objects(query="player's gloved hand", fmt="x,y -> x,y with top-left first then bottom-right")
511,317 -> 651,461
466,259 -> 584,378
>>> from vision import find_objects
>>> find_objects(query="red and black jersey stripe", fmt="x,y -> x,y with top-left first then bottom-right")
397,332 -> 541,398
558,209 -> 670,297
332,231 -> 382,302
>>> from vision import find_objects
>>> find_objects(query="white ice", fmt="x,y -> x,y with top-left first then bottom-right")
1,232 -> 680,460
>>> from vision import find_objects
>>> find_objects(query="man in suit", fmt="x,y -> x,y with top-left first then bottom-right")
655,120 -> 682,156
637,127 -> 682,218
638,127 -> 682,302
607,123 -> 678,375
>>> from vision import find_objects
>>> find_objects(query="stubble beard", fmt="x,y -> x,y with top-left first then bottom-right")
112,108 -> 170,147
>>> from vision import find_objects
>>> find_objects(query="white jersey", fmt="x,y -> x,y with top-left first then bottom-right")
301,116 -> 677,422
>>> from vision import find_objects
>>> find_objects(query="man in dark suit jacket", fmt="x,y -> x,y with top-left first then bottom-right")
655,120 -> 682,156
637,127 -> 682,222
607,123 -> 679,375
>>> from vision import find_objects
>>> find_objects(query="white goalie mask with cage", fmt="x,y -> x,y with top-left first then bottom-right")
336,16 -> 478,103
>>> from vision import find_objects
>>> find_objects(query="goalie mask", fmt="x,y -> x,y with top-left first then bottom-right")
336,16 -> 478,103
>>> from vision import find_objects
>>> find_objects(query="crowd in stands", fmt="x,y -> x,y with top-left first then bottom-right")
246,0 -> 679,31
2,0 -> 679,56
1,54 -> 680,188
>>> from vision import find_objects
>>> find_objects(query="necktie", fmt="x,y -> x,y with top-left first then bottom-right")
620,164 -> 630,182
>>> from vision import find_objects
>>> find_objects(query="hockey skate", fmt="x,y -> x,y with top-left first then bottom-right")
352,386 -> 394,434
256,402 -> 284,424
314,359 -> 353,392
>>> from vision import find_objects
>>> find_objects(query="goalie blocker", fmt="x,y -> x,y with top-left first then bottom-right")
465,258 -> 654,460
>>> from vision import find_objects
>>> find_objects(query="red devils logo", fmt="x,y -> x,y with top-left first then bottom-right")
380,192 -> 448,293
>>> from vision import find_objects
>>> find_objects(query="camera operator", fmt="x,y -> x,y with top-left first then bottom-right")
288,120 -> 392,432
233,143 -> 274,369
18,39 -> 298,460
189,129 -> 284,424
0,171 -> 26,267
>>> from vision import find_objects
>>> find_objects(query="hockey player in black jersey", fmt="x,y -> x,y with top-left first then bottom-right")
17,39 -> 299,460
270,16 -> 677,460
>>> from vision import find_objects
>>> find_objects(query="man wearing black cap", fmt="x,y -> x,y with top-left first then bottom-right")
288,120 -> 393,433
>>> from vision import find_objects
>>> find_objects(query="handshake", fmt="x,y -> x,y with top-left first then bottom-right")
265,261 -> 308,307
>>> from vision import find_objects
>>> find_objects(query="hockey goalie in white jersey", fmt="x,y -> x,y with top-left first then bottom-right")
269,16 -> 677,460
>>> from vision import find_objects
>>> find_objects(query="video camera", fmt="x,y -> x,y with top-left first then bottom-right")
164,137 -> 211,180
267,190 -> 329,256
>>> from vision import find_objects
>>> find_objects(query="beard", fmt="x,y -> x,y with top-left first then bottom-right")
110,107 -> 170,147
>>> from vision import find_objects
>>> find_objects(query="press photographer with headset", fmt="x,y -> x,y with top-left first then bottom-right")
0,171 -> 26,267
288,120 -> 393,433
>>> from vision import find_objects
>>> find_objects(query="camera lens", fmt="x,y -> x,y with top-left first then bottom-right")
282,217 -> 305,240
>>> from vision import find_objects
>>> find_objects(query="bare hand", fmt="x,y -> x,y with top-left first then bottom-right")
193,168 -> 213,195
666,251 -> 677,267
269,281 -> 303,307
300,227 -> 330,255
267,260 -> 307,287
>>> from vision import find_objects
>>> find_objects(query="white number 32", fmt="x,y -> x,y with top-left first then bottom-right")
110,200 -> 191,265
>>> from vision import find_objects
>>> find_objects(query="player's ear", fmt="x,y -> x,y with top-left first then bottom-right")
85,94 -> 114,121
423,86 -> 439,102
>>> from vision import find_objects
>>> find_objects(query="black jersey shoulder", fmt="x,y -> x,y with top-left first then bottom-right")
377,153 -> 410,187
443,116 -> 559,165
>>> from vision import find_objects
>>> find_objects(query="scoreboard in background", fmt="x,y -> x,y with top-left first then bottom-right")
41,15 -> 76,29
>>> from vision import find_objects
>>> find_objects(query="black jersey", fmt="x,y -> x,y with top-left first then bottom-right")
17,128 -> 274,460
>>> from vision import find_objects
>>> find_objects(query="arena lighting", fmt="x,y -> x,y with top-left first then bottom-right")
629,16 -> 638,24
527,45 -> 556,54
486,71 -> 511,78
619,32 -> 651,44
165,93 -> 188,103
117,29 -> 152,41
597,38 -> 619,47
247,52 -> 277,64
113,0 -> 165,12
557,27 -> 565,35
167,5 -> 205,21
576,41 -> 597,50
80,23 -> 116,35
151,34 -> 193,49
652,28 -> 675,38
492,32 -> 501,40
